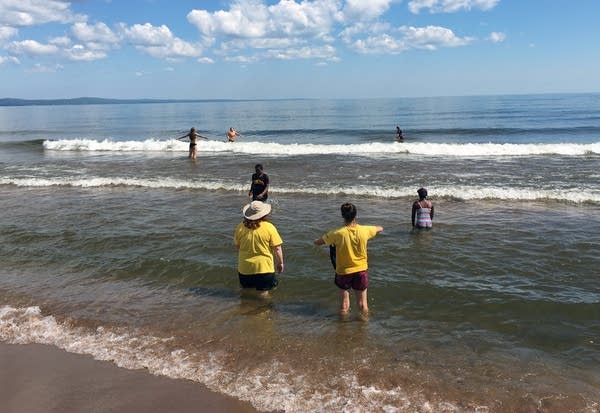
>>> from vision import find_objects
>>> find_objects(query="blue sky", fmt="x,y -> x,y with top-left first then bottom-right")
1,0 -> 599,99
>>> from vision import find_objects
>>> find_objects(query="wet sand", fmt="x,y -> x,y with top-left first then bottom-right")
0,343 -> 258,413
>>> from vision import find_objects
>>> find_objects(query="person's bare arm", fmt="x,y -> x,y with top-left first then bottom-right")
314,237 -> 325,246
272,244 -> 284,273
412,203 -> 418,226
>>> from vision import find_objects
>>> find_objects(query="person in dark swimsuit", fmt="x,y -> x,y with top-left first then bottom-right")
177,127 -> 206,160
249,164 -> 269,201
396,126 -> 404,142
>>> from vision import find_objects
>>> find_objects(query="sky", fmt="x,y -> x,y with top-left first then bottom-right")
0,0 -> 599,100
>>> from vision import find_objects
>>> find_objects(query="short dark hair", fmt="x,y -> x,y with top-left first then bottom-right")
255,164 -> 263,170
341,202 -> 357,223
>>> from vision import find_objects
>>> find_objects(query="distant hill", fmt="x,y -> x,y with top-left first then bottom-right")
0,97 -> 236,106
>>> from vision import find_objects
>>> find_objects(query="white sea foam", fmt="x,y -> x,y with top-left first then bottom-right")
1,176 -> 598,203
43,139 -> 600,157
0,176 -> 245,192
0,304 -> 461,413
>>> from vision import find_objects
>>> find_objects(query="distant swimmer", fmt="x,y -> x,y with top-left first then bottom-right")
396,126 -> 404,143
249,164 -> 269,202
226,127 -> 243,142
177,127 -> 207,160
412,187 -> 434,229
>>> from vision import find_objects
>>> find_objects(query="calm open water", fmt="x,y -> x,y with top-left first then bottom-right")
1,94 -> 599,412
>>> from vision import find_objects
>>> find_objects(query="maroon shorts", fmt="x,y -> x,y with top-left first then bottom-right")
334,270 -> 368,291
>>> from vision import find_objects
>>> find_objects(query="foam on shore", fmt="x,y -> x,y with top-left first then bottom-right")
0,304 -> 454,413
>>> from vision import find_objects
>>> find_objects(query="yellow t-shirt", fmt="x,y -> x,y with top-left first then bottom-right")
234,221 -> 283,275
322,225 -> 379,275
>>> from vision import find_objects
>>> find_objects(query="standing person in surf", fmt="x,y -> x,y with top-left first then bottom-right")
314,203 -> 383,317
396,126 -> 404,142
177,127 -> 207,160
234,200 -> 284,296
249,164 -> 269,202
412,187 -> 434,229
226,127 -> 243,142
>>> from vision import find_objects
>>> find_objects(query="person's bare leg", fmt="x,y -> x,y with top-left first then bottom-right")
356,289 -> 369,315
339,289 -> 350,315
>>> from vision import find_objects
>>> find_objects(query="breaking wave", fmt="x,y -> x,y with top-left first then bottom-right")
1,176 -> 598,203
43,139 -> 600,157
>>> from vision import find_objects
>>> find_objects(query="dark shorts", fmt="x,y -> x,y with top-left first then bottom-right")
334,270 -> 368,291
238,273 -> 278,291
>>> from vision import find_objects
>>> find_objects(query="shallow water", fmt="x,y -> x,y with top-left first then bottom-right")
1,94 -> 599,412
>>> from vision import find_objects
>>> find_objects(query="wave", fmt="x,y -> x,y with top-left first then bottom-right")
0,304 -> 449,412
0,139 -> 46,150
2,176 -> 598,203
43,139 -> 600,157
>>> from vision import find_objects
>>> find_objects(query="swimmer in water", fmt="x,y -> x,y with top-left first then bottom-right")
177,127 -> 207,160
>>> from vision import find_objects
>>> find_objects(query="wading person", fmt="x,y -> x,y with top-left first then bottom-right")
226,127 -> 242,142
249,164 -> 269,201
314,202 -> 383,316
234,201 -> 284,295
412,187 -> 434,229
177,127 -> 206,160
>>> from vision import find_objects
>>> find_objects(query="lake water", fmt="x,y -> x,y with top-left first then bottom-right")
1,94 -> 599,412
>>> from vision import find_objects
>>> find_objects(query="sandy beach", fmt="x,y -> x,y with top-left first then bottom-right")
0,343 -> 258,413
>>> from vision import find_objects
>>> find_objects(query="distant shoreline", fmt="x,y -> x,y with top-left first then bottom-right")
2,92 -> 597,107
0,97 -> 234,107
0,97 -> 283,107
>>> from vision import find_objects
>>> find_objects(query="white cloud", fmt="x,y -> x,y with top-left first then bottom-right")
120,23 -> 203,59
225,55 -> 258,63
400,25 -> 472,49
187,0 -> 348,63
0,26 -> 18,41
264,44 -> 338,60
185,1 -> 489,62
0,0 -> 86,26
340,21 -> 391,44
28,62 -> 63,72
49,36 -> 72,47
343,0 -> 394,21
408,0 -> 500,14
351,34 -> 406,54
220,37 -> 304,53
136,38 -> 202,60
488,31 -> 506,43
72,22 -> 119,45
0,0 -> 492,66
7,38 -> 110,61
120,23 -> 174,46
0,55 -> 20,64
7,39 -> 59,55
64,44 -> 107,61
351,25 -> 472,54
187,0 -> 342,40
